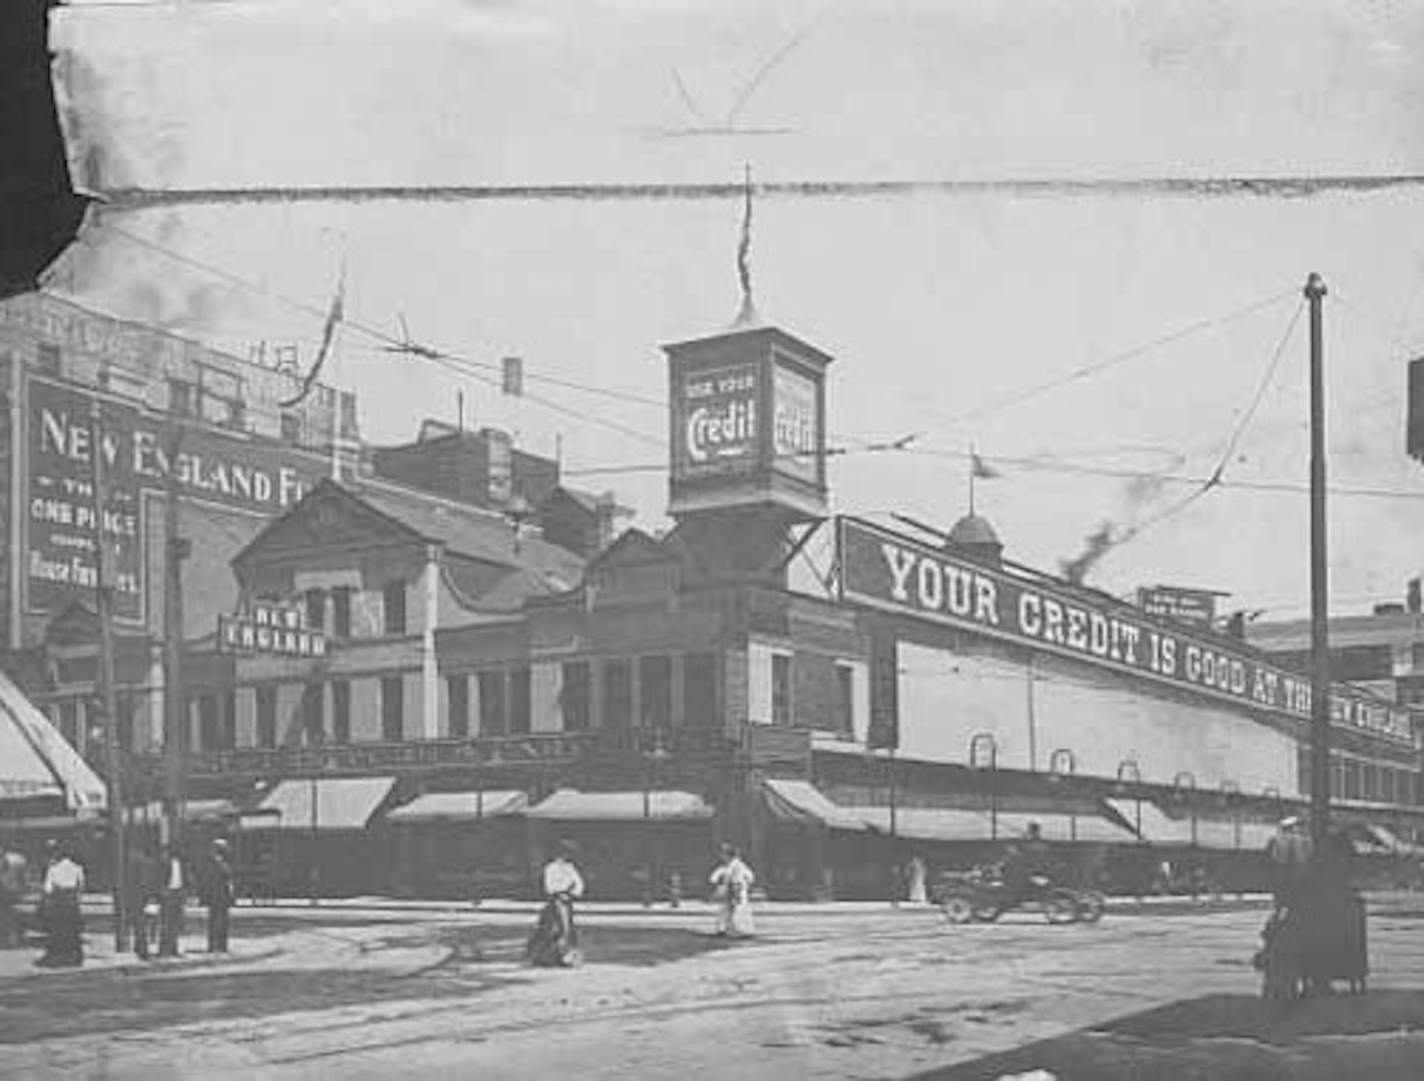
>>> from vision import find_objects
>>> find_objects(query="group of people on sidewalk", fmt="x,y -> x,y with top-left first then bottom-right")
0,837 -> 236,968
526,841 -> 758,967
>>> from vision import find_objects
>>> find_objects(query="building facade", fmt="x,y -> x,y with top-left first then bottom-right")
7,293 -> 1422,899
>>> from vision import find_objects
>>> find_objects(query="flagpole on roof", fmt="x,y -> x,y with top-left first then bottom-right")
968,442 -> 976,517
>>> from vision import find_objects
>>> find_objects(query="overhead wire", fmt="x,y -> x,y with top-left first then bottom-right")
930,287 -> 1299,432
93,222 -> 667,413
90,222 -> 669,447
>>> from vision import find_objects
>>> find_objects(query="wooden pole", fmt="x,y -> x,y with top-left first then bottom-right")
1305,272 -> 1332,849
89,402 -> 127,952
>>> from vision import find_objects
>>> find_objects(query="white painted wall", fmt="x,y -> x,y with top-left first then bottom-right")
897,642 -> 1301,796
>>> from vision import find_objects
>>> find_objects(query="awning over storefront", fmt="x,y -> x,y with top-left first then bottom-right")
132,799 -> 237,823
387,790 -> 528,823
255,777 -> 397,830
1104,798 -> 1277,850
525,788 -> 714,822
989,809 -> 1138,844
0,670 -> 106,812
854,806 -> 992,842
760,779 -> 867,831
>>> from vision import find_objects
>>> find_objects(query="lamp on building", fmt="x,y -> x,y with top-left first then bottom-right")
969,733 -> 999,841
1220,779 -> 1241,850
1117,759 -> 1143,840
1049,748 -> 1078,842
1173,771 -> 1198,847
641,730 -> 670,907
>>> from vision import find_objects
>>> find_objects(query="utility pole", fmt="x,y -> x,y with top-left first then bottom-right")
162,422 -> 189,862
1305,272 -> 1332,850
89,402 -> 127,952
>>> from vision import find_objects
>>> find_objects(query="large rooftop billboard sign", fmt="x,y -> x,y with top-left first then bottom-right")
838,517 -> 1418,748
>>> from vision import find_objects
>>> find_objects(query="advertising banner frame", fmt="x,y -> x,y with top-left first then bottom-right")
21,371 -> 331,630
836,515 -> 1419,749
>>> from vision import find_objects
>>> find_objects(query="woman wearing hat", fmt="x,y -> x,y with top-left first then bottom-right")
709,843 -> 756,938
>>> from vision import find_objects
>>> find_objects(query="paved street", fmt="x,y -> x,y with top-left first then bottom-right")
1,896 -> 1422,1080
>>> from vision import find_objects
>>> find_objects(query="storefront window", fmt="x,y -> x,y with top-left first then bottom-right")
256,686 -> 277,749
199,695 -> 221,751
639,655 -> 672,733
683,654 -> 717,730
561,662 -> 591,731
477,670 -> 506,735
303,682 -> 326,746
509,666 -> 532,734
332,681 -> 351,744
447,674 -> 470,738
601,660 -> 633,734
381,676 -> 404,741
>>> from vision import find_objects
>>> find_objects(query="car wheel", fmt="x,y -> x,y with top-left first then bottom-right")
941,896 -> 974,924
1045,893 -> 1079,924
1077,891 -> 1106,923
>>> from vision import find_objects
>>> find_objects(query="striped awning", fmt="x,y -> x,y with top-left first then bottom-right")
526,788 -> 714,822
255,777 -> 396,830
854,805 -> 992,842
1104,798 -> 1278,850
760,779 -> 867,831
387,790 -> 528,823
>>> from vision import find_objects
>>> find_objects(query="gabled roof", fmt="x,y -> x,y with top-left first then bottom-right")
234,478 -> 586,616
586,527 -> 682,571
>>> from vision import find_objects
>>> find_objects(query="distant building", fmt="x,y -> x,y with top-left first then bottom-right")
1250,590 -> 1424,806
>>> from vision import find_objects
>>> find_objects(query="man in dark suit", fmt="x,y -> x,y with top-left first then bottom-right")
204,839 -> 235,954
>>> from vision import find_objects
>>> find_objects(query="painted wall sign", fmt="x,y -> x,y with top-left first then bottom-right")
24,376 -> 328,622
217,601 -> 326,657
1137,585 -> 1219,627
837,517 -> 1419,747
674,363 -> 758,478
772,362 -> 819,482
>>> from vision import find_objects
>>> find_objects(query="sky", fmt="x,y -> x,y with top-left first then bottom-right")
40,0 -> 1424,622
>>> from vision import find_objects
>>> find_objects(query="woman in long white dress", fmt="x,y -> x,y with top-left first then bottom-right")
710,843 -> 755,938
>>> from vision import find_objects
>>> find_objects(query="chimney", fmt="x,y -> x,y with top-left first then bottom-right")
1408,577 -> 1421,614
594,492 -> 619,549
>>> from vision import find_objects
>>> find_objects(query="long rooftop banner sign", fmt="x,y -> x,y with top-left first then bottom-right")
837,517 -> 1419,748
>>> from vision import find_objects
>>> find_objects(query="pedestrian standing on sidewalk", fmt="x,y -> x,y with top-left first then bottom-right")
124,842 -> 160,960
36,843 -> 84,967
158,842 -> 186,957
709,843 -> 755,938
906,853 -> 929,905
203,839 -> 235,954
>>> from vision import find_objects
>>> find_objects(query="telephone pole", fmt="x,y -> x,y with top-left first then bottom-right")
89,402 -> 127,952
162,422 -> 189,861
1305,272 -> 1331,849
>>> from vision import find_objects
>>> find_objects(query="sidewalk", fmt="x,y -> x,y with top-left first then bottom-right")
0,928 -> 281,981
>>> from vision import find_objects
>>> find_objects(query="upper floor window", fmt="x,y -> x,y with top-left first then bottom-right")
683,653 -> 718,730
332,587 -> 352,639
383,581 -> 407,635
771,654 -> 793,726
304,589 -> 327,634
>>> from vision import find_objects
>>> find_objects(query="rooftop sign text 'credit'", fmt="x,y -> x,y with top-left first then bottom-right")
837,518 -> 1417,747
